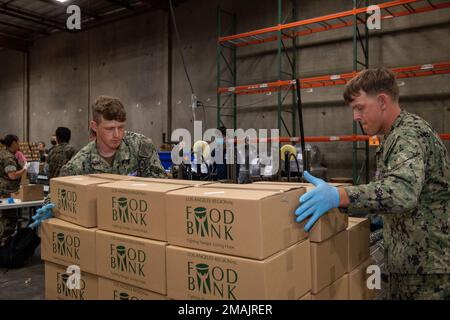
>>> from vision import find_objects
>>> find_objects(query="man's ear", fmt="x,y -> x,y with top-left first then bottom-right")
90,120 -> 97,133
378,93 -> 390,111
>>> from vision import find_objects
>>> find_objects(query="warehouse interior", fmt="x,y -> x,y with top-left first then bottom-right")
0,0 -> 449,302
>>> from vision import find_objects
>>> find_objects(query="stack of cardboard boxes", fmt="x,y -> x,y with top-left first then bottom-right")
41,174 -> 375,300
165,183 -> 312,300
346,217 -> 376,300
42,175 -> 108,300
17,142 -> 40,161
254,182 -> 348,299
254,182 -> 376,300
42,175 -> 199,300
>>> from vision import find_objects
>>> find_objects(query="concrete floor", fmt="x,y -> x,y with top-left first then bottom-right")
0,245 -> 45,300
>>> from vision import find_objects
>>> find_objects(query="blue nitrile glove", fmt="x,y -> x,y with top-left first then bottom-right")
29,203 -> 55,229
7,197 -> 15,204
295,171 -> 340,232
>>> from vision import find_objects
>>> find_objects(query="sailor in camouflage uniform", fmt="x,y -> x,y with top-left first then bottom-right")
31,96 -> 166,229
295,68 -> 450,299
0,135 -> 27,244
47,127 -> 77,178
60,130 -> 165,178
60,95 -> 166,178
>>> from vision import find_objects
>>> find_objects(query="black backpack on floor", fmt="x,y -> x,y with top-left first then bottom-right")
0,227 -> 40,269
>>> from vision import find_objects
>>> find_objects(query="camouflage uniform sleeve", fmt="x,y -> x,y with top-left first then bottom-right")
43,194 -> 52,205
59,152 -> 85,177
47,148 -> 58,179
67,146 -> 77,160
344,137 -> 425,214
137,137 -> 167,178
3,156 -> 18,174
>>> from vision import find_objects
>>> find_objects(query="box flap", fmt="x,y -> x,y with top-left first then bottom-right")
348,217 -> 369,228
44,217 -> 96,231
132,177 -> 212,186
97,180 -> 188,192
166,244 -> 265,264
205,182 -> 304,192
88,173 -> 134,180
255,181 -> 349,190
52,175 -> 110,186
96,229 -> 167,246
167,186 -> 282,200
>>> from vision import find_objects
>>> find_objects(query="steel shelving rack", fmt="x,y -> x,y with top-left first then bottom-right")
217,0 -> 450,183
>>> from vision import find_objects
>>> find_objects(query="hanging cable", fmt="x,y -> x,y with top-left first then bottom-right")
168,0 -> 194,95
168,0 -> 207,127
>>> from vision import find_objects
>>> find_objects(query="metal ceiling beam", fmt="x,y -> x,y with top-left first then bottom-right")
0,20 -> 50,36
82,4 -> 154,30
107,0 -> 134,10
37,0 -> 101,20
0,4 -> 66,31
140,0 -> 188,11
0,33 -> 28,52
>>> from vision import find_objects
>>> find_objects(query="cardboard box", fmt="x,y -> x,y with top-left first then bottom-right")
88,173 -> 134,181
41,218 -> 97,274
45,262 -> 98,300
97,181 -> 188,240
310,230 -> 348,294
254,182 -> 348,242
349,257 -> 377,300
311,274 -> 349,300
12,184 -> 44,201
95,230 -> 167,294
166,187 -> 308,260
50,176 -> 110,227
132,177 -> 213,186
299,292 -> 311,300
97,277 -> 167,300
166,240 -> 311,300
204,182 -> 304,191
347,217 -> 370,272
204,182 -> 308,234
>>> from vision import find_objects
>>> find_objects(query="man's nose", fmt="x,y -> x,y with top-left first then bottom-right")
353,110 -> 362,122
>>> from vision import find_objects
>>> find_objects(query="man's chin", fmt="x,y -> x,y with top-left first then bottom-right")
363,127 -> 374,135
109,142 -> 121,149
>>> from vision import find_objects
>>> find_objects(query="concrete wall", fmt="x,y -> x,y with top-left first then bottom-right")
1,10 -> 168,151
0,0 -> 449,179
0,50 -> 26,140
29,31 -> 89,150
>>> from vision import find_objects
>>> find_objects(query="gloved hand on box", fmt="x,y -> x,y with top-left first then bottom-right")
29,203 -> 55,229
294,171 -> 340,232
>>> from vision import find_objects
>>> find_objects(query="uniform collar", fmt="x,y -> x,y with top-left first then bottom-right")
90,138 -> 130,171
376,109 -> 406,155
112,138 -> 131,168
386,109 -> 407,137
